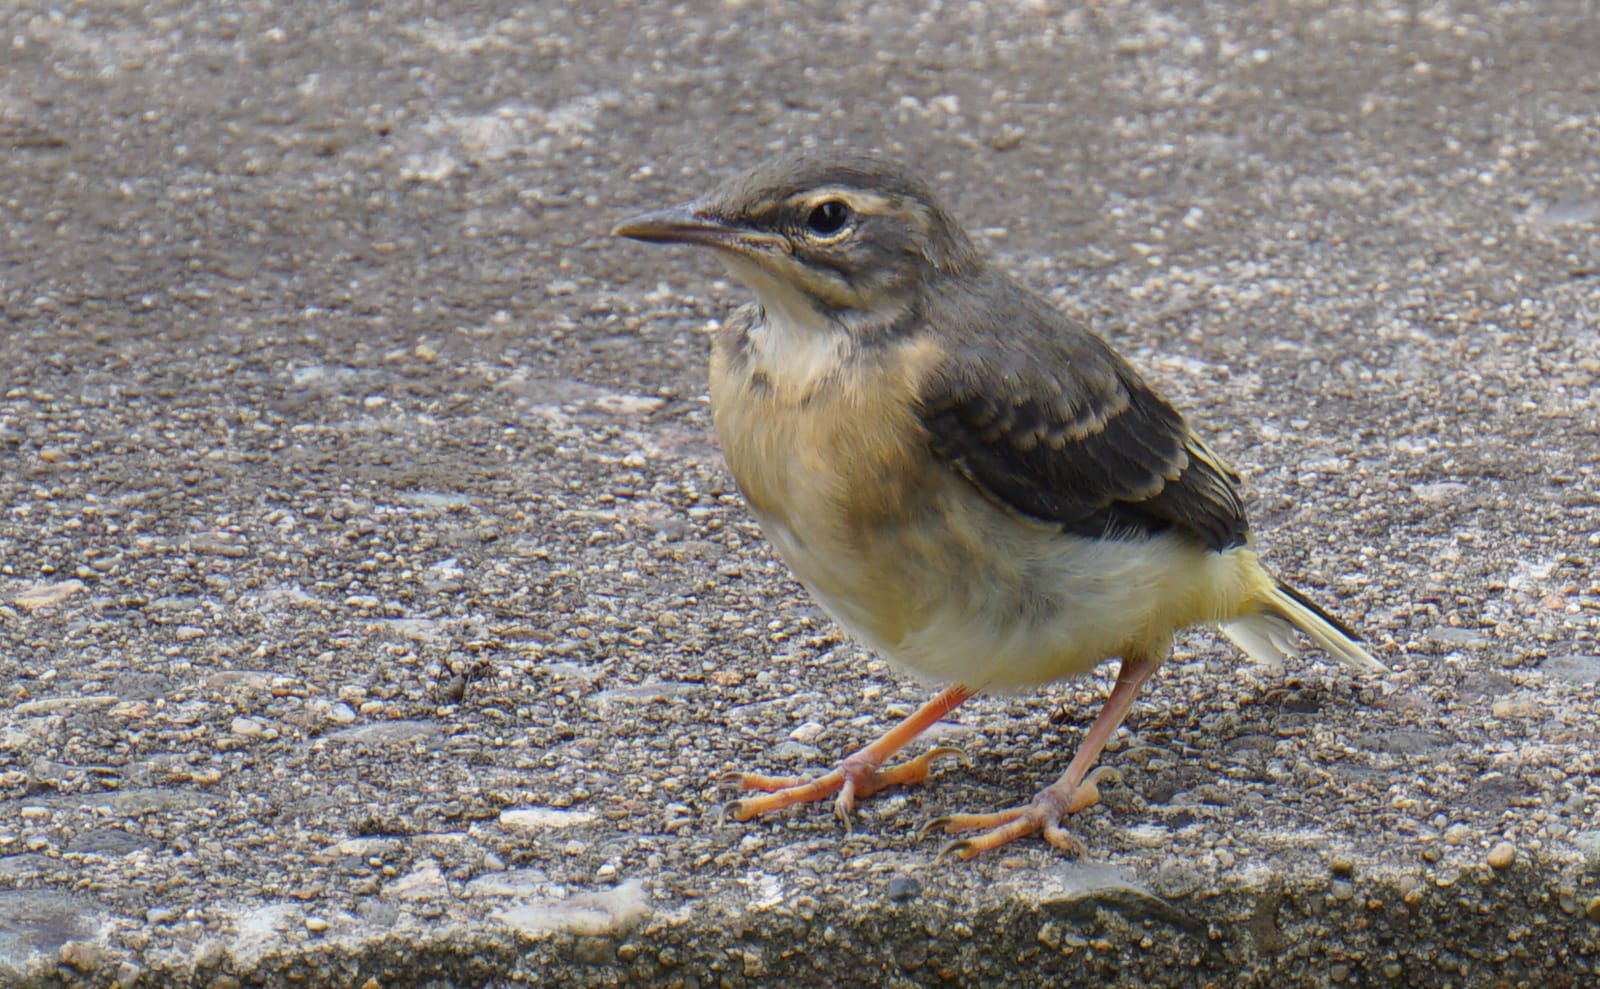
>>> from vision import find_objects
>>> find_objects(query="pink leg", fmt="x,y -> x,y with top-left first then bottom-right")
724,684 -> 976,823
927,654 -> 1163,858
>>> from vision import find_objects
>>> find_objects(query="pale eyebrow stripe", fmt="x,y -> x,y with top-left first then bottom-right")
788,188 -> 900,215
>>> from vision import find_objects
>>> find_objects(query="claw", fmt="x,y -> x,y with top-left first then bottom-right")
709,685 -> 982,830
832,779 -> 859,825
920,767 -> 1112,858
718,745 -> 972,825
1041,819 -> 1087,856
1087,765 -> 1121,788
922,805 -> 1027,837
720,769 -> 813,793
924,745 -> 972,770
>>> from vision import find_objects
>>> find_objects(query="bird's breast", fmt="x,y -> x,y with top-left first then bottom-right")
709,320 -> 946,651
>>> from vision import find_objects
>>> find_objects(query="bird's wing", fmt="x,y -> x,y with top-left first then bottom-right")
916,285 -> 1249,551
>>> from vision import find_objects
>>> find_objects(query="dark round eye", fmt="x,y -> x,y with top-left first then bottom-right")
805,200 -> 852,236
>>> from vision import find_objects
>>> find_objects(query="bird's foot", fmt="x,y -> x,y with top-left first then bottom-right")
923,766 -> 1119,860
720,746 -> 969,824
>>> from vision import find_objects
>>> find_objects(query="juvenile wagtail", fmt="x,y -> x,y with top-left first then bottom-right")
613,152 -> 1384,859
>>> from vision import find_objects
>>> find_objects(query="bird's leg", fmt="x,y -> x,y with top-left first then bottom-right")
927,653 -> 1162,859
723,684 -> 976,823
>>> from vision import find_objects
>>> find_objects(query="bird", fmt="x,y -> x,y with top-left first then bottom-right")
612,151 -> 1384,859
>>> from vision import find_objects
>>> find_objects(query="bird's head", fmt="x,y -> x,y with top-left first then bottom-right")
613,153 -> 981,328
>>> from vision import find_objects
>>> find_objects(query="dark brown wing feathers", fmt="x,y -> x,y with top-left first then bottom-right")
917,275 -> 1249,551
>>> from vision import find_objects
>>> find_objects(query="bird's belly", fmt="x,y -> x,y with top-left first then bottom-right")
755,491 -> 1253,693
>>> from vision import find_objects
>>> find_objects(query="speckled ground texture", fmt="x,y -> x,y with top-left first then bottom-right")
1,0 -> 1597,986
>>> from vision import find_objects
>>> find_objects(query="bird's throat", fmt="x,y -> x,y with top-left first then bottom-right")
720,255 -> 852,399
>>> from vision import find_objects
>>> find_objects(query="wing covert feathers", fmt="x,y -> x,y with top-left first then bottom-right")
916,275 -> 1249,550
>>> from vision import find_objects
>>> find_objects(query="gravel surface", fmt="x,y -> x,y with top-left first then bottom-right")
2,1 -> 1598,986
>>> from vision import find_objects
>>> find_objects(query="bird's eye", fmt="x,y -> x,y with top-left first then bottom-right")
805,200 -> 852,236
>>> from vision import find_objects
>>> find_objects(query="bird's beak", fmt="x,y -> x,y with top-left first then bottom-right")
611,205 -> 784,253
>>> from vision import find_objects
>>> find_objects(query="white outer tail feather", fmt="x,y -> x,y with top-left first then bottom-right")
1220,583 -> 1385,674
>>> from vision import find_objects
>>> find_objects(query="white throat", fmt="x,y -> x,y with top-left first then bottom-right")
720,255 -> 848,393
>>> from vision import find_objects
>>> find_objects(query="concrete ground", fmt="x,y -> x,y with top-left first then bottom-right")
1,0 -> 1597,985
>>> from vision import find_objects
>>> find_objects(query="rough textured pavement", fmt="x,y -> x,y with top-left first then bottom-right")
2,0 -> 1599,986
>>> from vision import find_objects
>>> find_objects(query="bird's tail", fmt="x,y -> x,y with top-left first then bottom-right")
1220,579 -> 1385,673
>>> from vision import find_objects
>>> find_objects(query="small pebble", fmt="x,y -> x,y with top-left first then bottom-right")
498,807 -> 598,831
886,874 -> 921,903
12,579 -> 86,611
789,720 -> 825,744
1412,482 -> 1468,504
59,940 -> 110,973
305,917 -> 330,933
1490,698 -> 1541,720
1487,842 -> 1516,870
